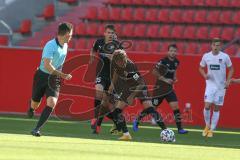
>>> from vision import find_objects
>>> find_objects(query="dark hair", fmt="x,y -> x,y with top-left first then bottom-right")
168,43 -> 178,51
112,50 -> 126,63
58,22 -> 73,36
105,24 -> 115,32
212,38 -> 221,44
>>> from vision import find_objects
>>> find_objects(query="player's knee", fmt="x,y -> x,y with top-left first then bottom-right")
169,102 -> 179,110
46,97 -> 57,108
31,100 -> 41,109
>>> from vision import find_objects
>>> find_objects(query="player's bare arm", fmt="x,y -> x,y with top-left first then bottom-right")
43,58 -> 72,80
231,78 -> 240,84
199,66 -> 209,80
89,48 -> 96,64
225,65 -> 234,88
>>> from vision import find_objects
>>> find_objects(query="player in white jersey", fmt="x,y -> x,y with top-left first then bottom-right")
199,38 -> 234,138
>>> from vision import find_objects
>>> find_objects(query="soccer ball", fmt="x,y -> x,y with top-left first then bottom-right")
160,129 -> 176,142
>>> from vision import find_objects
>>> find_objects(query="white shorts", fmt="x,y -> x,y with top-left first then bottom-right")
204,87 -> 226,106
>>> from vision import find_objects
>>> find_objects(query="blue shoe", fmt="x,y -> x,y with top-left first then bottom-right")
133,119 -> 139,132
178,129 -> 188,134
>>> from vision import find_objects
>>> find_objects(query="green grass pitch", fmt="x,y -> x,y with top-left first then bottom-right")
0,115 -> 239,160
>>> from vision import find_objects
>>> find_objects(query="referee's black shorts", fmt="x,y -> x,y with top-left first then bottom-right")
32,69 -> 61,102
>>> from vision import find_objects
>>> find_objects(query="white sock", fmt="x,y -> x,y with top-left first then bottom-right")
203,108 -> 211,127
211,111 -> 220,131
123,132 -> 129,136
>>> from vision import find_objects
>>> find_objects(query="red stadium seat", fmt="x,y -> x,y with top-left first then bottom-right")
75,22 -> 86,36
169,9 -> 182,23
176,42 -> 185,54
107,0 -> 119,5
157,9 -> 170,22
199,43 -> 210,54
182,10 -> 195,23
85,6 -> 97,20
225,46 -> 237,56
184,42 -> 198,54
168,0 -> 181,6
159,25 -> 171,38
148,41 -> 160,52
183,26 -> 196,39
132,0 -> 144,5
146,25 -> 159,38
59,0 -> 78,4
114,24 -> 122,36
221,28 -> 234,41
44,4 -> 55,19
133,8 -> 145,22
19,19 -> 32,34
192,0 -> 205,6
145,9 -> 158,22
206,10 -> 220,24
232,11 -> 240,24
75,39 -> 87,49
218,0 -> 230,7
171,25 -> 184,39
219,11 -> 233,24
143,0 -> 157,6
194,10 -> 207,23
86,23 -> 98,36
86,38 -> 96,49
109,8 -> 121,21
135,40 -> 148,51
0,35 -> 8,46
180,0 -> 193,6
97,7 -> 109,21
229,0 -> 240,7
235,28 -> 240,36
121,24 -> 134,37
121,0 -> 133,5
121,8 -> 133,21
205,0 -> 217,6
196,26 -> 209,40
160,42 -> 169,52
133,24 -> 147,37
209,27 -> 222,39
156,0 -> 168,6
97,25 -> 105,36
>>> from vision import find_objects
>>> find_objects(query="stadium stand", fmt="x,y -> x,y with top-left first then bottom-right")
0,0 -> 239,55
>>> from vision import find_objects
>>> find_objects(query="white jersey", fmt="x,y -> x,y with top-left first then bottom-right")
200,51 -> 232,90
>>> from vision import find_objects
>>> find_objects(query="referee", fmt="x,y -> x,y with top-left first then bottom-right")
27,22 -> 73,136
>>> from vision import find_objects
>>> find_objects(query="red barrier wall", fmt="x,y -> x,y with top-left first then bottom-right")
0,47 -> 240,128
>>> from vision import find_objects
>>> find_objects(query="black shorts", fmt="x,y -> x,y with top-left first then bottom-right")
32,69 -> 61,102
116,85 -> 150,104
152,90 -> 178,107
95,75 -> 111,91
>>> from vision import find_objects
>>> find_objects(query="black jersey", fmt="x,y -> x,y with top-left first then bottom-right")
155,57 -> 180,80
112,59 -> 144,88
92,38 -> 121,78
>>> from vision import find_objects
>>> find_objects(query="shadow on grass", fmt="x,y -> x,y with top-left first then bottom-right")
0,115 -> 239,149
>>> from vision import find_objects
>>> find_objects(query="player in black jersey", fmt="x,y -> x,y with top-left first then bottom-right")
109,50 -> 167,140
151,44 -> 188,134
89,24 -> 121,132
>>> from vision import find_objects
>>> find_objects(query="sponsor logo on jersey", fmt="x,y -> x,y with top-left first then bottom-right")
210,64 -> 220,70
219,59 -> 223,63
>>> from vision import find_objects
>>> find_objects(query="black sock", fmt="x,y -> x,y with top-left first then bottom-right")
144,107 -> 167,130
112,108 -> 128,133
106,112 -> 118,127
136,108 -> 151,122
94,99 -> 101,118
173,109 -> 182,130
35,106 -> 53,131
